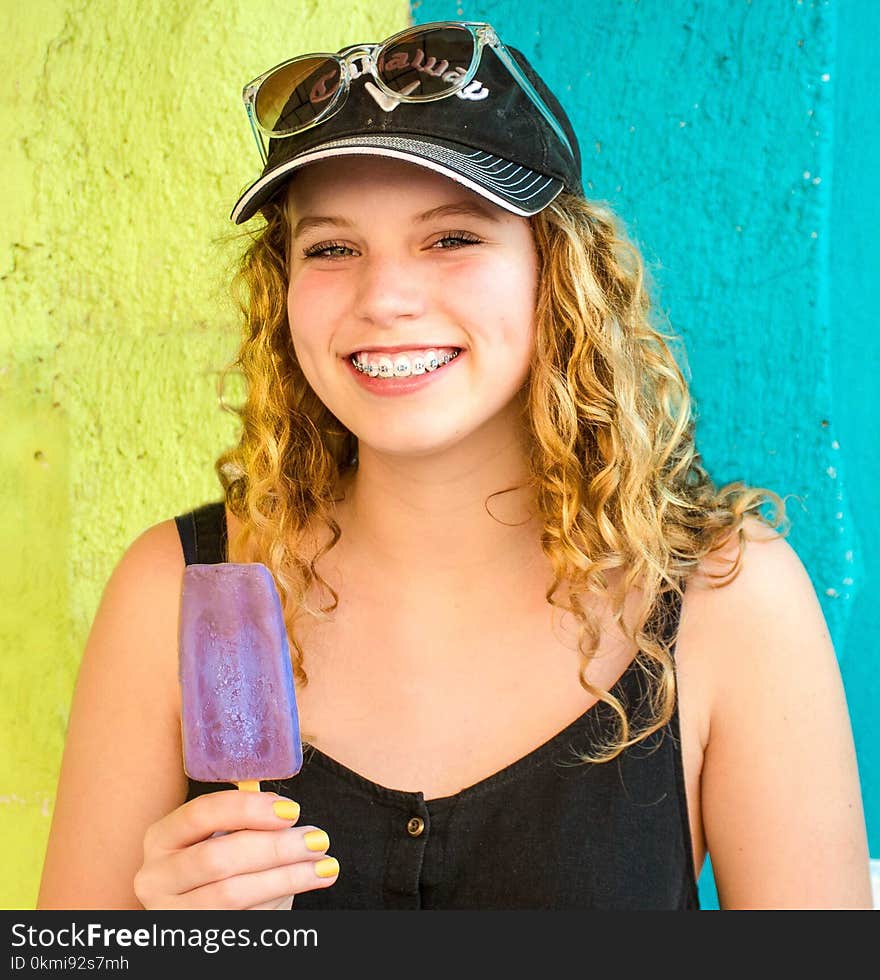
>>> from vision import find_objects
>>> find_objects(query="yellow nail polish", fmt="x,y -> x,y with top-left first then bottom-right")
272,799 -> 301,821
314,857 -> 339,878
304,829 -> 330,852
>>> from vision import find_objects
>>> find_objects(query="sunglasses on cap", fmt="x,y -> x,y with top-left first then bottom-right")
241,21 -> 576,165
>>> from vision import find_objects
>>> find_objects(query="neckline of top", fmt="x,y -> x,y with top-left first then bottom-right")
201,501 -> 682,811
296,652 -> 658,811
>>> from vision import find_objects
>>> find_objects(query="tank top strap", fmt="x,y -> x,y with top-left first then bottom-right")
173,500 -> 228,565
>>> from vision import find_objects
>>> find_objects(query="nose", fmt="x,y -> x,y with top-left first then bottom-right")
354,252 -> 428,327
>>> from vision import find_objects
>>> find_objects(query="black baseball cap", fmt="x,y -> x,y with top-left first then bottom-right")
231,30 -> 583,223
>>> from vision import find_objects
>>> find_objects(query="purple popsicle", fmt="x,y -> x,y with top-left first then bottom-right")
178,562 -> 302,790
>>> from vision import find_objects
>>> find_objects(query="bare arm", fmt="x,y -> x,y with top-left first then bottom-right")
698,523 -> 871,909
37,520 -> 191,908
37,519 -> 339,910
38,521 -> 186,909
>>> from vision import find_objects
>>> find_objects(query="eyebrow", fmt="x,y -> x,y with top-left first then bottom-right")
291,199 -> 502,239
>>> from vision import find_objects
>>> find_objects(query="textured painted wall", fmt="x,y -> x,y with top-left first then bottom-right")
415,0 -> 880,907
828,0 -> 880,906
1,0 -> 409,911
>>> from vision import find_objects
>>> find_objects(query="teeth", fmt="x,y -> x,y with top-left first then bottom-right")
394,354 -> 415,376
351,348 -> 461,378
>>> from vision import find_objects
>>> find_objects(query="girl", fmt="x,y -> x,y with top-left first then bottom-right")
37,21 -> 871,910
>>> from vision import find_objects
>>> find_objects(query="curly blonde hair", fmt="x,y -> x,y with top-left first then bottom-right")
214,189 -> 787,763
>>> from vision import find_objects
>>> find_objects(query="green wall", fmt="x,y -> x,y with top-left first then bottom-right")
1,0 -> 409,911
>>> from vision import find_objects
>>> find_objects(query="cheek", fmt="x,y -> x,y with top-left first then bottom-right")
288,271 -> 326,325
461,257 -> 538,354
287,271 -> 342,356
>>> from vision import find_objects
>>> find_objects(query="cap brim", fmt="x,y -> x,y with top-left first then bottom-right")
230,135 -> 564,224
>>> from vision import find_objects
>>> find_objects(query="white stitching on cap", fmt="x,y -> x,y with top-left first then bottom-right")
295,148 -> 541,213
466,154 -> 517,176
313,136 -> 554,201
230,138 -> 564,221
460,160 -> 543,192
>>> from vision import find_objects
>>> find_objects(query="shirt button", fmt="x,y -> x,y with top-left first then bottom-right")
406,816 -> 425,837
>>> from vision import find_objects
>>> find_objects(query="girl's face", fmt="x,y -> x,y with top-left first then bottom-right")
286,156 -> 539,461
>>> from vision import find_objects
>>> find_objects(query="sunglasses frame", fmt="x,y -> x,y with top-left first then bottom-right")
241,20 -> 575,165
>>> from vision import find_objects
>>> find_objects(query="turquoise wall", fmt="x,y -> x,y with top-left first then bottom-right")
829,0 -> 880,892
414,0 -> 879,907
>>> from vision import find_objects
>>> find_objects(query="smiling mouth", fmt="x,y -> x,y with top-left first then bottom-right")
349,348 -> 462,379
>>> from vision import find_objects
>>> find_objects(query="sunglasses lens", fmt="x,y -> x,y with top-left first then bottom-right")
378,26 -> 475,98
255,56 -> 343,134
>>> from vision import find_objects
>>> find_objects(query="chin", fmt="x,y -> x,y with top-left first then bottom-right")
353,423 -> 477,459
361,438 -> 464,460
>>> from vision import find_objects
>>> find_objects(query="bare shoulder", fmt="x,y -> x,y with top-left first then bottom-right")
680,514 -> 838,695
75,516 -> 186,706
111,516 -> 187,593
688,512 -> 804,595
38,517 -> 188,909
118,517 -> 187,596
676,513 -> 840,757
84,517 -> 187,699
678,515 -> 872,909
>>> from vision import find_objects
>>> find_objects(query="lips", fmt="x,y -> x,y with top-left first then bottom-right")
345,346 -> 465,395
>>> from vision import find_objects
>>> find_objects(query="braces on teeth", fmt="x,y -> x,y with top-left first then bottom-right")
351,349 -> 461,378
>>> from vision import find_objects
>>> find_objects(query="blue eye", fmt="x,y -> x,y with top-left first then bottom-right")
301,232 -> 482,259
302,241 -> 353,259
434,232 -> 482,249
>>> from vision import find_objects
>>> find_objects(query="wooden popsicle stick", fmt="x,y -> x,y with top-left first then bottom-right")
236,780 -> 261,792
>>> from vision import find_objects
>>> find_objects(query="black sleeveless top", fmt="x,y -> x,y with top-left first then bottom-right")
175,501 -> 700,910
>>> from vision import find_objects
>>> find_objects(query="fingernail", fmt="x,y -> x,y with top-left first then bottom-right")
303,829 -> 330,852
314,856 -> 339,878
272,799 -> 301,821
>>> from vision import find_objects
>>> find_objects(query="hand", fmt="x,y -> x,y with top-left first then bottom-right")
133,791 -> 339,910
